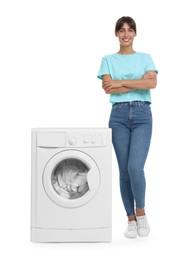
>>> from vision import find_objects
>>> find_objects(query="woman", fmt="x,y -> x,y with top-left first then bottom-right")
97,16 -> 158,239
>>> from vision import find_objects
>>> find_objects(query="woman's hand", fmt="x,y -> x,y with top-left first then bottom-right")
101,75 -> 133,94
102,79 -> 122,91
143,70 -> 156,79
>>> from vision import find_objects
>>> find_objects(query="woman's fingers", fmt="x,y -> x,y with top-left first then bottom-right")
143,71 -> 156,78
102,80 -> 111,89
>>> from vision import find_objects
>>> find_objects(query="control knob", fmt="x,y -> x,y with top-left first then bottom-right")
84,138 -> 89,144
68,137 -> 77,145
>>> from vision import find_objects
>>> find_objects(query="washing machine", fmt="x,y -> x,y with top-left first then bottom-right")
31,128 -> 112,242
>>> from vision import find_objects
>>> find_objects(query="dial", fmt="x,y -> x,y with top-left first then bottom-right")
68,137 -> 77,145
84,138 -> 89,144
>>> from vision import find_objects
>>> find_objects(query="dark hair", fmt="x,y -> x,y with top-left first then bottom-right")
115,16 -> 137,34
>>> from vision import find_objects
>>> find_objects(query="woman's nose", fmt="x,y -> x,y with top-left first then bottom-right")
123,31 -> 128,37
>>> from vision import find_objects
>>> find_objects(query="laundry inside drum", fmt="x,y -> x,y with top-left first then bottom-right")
51,158 -> 90,199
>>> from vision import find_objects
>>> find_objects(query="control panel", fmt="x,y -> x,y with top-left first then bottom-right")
36,129 -> 110,148
67,132 -> 108,147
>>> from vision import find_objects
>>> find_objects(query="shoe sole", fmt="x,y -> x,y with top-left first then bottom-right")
124,234 -> 137,239
137,231 -> 150,237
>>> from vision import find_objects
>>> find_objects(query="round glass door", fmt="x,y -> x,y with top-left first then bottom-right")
43,150 -> 100,208
52,158 -> 89,200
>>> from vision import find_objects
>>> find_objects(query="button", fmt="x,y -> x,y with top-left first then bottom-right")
84,138 -> 89,144
68,137 -> 77,145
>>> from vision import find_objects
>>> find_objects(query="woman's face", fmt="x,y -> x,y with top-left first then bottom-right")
115,22 -> 136,47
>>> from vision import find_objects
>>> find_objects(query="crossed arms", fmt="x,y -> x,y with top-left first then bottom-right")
102,71 -> 157,94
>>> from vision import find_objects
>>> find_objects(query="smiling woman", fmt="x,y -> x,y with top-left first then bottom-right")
115,16 -> 137,49
115,16 -> 137,34
97,16 -> 158,239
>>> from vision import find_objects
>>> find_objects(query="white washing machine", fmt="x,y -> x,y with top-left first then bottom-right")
31,128 -> 112,242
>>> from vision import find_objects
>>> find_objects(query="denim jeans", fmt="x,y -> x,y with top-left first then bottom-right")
109,101 -> 152,216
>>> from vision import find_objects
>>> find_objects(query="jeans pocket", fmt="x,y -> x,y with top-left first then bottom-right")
112,102 -> 125,111
112,104 -> 120,111
139,103 -> 152,116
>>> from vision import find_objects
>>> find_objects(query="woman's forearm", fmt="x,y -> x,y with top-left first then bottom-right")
105,86 -> 134,94
102,71 -> 157,91
121,77 -> 157,90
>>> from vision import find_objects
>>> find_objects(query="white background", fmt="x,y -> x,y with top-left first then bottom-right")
1,0 -> 187,259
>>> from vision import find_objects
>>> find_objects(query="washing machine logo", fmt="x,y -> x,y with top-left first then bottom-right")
52,158 -> 90,200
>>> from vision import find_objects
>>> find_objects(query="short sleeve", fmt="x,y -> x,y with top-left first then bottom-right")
97,56 -> 110,80
145,54 -> 158,74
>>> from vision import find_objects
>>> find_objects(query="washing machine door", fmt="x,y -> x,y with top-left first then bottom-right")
43,150 -> 100,208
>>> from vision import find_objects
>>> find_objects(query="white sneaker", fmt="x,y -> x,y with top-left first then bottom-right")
136,215 -> 150,237
124,221 -> 138,239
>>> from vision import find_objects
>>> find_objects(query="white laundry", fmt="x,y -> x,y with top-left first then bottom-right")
52,159 -> 89,199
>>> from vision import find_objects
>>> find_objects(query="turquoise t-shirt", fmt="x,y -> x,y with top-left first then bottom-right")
97,52 -> 158,104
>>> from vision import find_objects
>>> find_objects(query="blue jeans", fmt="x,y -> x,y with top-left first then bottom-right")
109,101 -> 152,216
